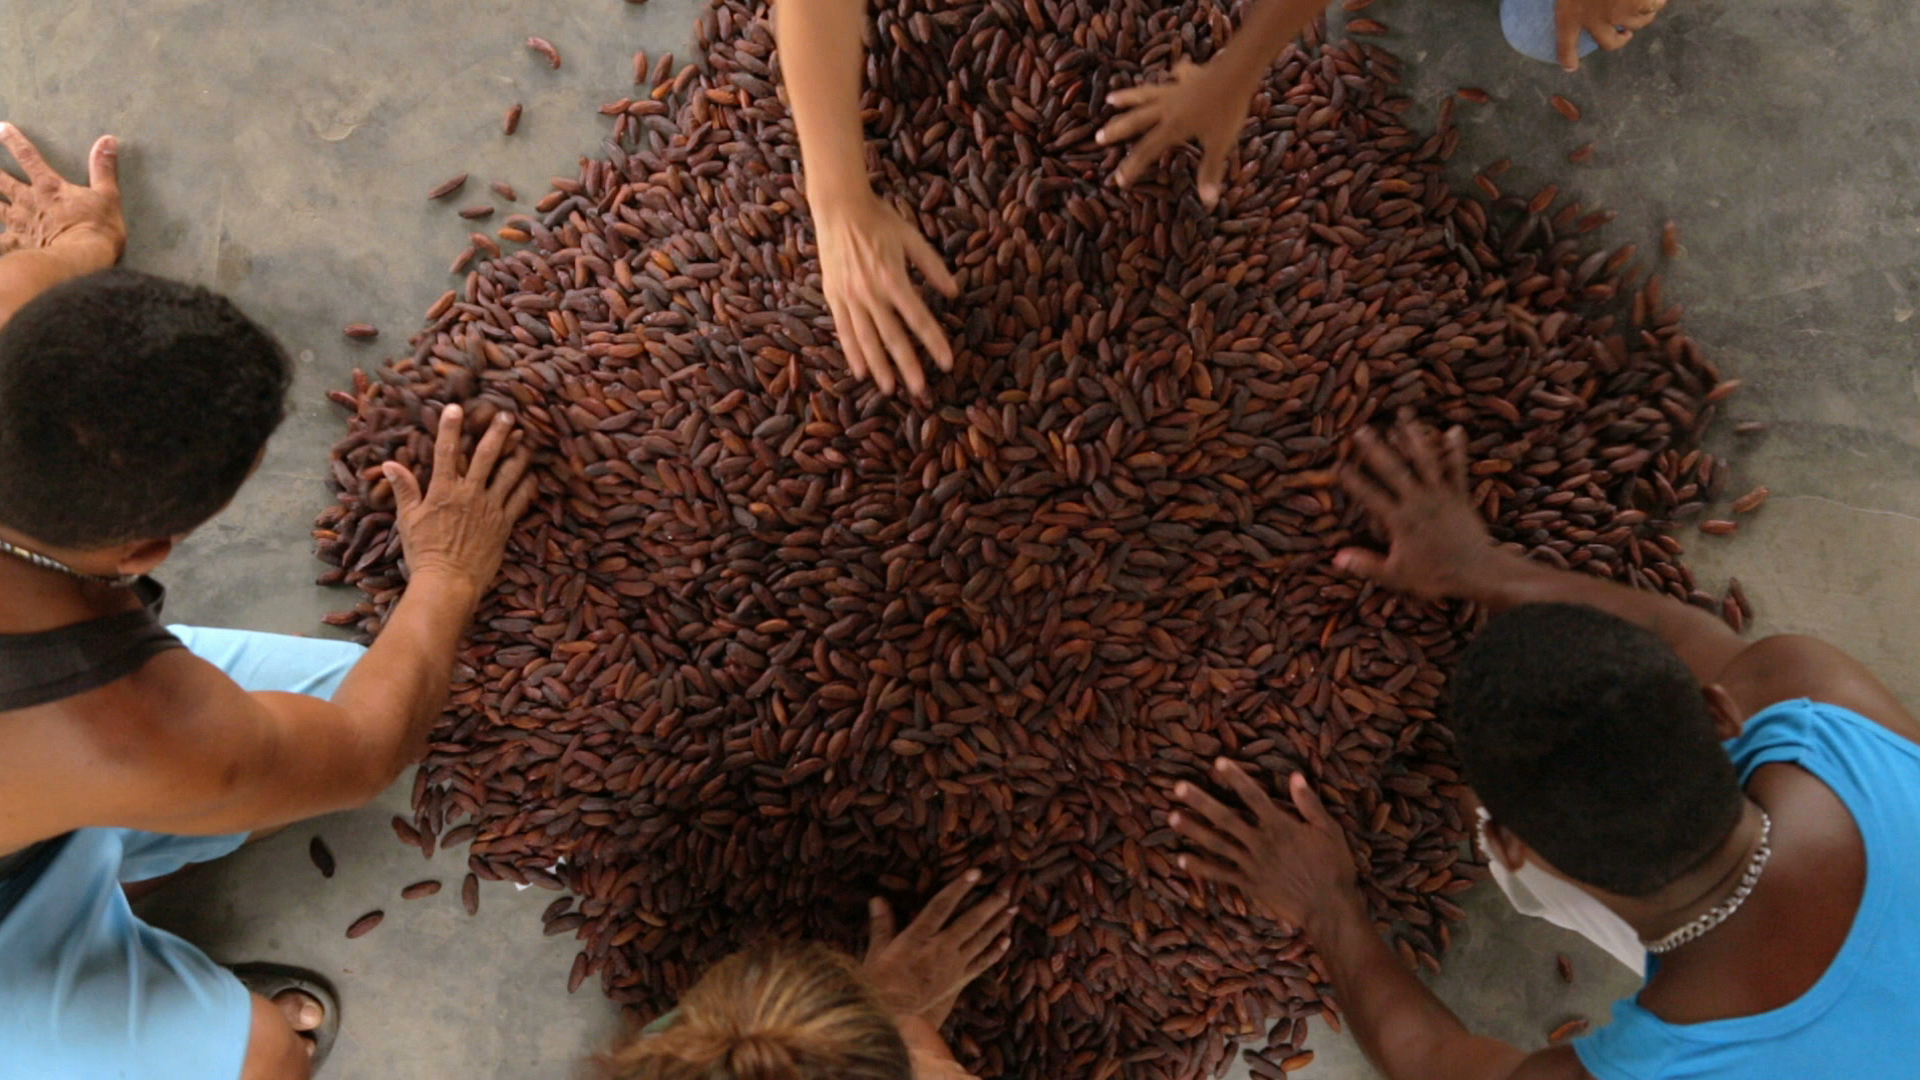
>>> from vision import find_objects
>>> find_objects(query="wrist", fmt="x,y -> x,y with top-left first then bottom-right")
803,163 -> 876,219
403,561 -> 485,613
46,225 -> 122,274
1299,884 -> 1370,947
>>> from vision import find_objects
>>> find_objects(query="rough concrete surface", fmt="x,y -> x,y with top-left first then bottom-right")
4,0 -> 1916,1076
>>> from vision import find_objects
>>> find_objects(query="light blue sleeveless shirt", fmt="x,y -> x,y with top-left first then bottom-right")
1574,699 -> 1920,1079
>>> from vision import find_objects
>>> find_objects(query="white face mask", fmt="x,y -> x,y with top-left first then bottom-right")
1477,808 -> 1648,977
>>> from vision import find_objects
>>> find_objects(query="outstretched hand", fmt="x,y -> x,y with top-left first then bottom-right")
0,123 -> 125,266
1170,760 -> 1361,933
863,869 -> 1016,1029
815,189 -> 959,398
1333,422 -> 1503,602
1556,0 -> 1667,72
384,404 -> 537,598
1097,59 -> 1253,209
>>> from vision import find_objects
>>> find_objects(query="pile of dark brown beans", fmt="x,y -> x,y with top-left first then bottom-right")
313,2 -> 1732,1076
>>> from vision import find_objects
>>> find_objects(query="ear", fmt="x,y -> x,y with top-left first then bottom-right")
1484,818 -> 1532,873
113,538 -> 175,576
1703,683 -> 1744,741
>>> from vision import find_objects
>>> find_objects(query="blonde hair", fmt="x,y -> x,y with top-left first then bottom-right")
597,943 -> 914,1080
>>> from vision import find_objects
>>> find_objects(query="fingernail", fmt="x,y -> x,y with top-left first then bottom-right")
1333,552 -> 1352,570
0,123 -> 10,136
1173,781 -> 1188,796
869,896 -> 885,913
101,136 -> 117,153
1214,757 -> 1231,771
1094,129 -> 1108,144
1178,854 -> 1190,868
1168,810 -> 1182,826
965,868 -> 981,882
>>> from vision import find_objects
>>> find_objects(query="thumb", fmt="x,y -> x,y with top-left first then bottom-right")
382,461 -> 423,513
1331,547 -> 1385,580
88,135 -> 120,197
867,896 -> 898,951
901,225 -> 958,298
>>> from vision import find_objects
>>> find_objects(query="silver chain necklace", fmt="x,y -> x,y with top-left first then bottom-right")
1643,809 -> 1773,955
0,536 -> 139,588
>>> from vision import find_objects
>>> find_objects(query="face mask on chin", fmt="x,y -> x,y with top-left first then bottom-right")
1477,807 -> 1648,977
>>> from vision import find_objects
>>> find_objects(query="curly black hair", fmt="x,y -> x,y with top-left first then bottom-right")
1451,602 -> 1744,897
0,268 -> 291,548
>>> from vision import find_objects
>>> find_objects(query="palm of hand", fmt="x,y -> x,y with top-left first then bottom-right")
0,127 -> 124,258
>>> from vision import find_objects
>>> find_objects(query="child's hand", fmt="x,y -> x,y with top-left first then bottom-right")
1556,0 -> 1667,71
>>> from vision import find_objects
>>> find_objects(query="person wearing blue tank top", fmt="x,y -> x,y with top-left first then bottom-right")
1166,420 -> 1920,1080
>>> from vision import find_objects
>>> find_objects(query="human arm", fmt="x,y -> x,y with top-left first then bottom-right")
0,125 -> 125,327
773,0 -> 959,398
1096,0 -> 1324,205
100,405 -> 536,834
1172,760 -> 1592,1080
1336,422 -> 1920,741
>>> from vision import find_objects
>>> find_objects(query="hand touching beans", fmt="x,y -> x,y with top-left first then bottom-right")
382,405 -> 537,597
815,188 -> 959,398
1097,59 -> 1251,208
862,869 -> 1016,1028
1170,760 -> 1361,932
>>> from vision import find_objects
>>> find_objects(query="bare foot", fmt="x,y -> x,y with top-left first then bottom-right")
273,990 -> 325,1055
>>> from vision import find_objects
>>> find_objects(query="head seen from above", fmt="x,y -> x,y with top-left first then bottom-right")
1452,602 -> 1746,898
598,942 -> 914,1080
0,268 -> 291,567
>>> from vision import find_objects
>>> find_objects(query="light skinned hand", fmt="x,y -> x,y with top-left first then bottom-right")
1556,0 -> 1667,71
1169,759 -> 1360,932
862,869 -> 1017,1029
382,404 -> 536,597
1332,422 -> 1502,602
0,123 -> 125,264
1097,59 -> 1253,208
815,188 -> 959,398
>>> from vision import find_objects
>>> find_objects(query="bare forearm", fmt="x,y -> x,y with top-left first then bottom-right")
1211,0 -> 1327,84
775,0 -> 875,206
0,236 -> 116,327
1462,549 -> 1745,684
1306,896 -> 1525,1080
327,568 -> 480,780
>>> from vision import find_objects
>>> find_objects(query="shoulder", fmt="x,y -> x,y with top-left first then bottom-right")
1718,635 -> 1920,745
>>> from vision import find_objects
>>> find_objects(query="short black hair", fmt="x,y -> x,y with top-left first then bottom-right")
1451,603 -> 1744,897
0,269 -> 291,548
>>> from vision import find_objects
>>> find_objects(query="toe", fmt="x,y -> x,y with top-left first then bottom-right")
274,990 -> 324,1033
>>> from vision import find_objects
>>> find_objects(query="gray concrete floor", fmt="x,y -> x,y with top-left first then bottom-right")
5,0 -> 1917,1076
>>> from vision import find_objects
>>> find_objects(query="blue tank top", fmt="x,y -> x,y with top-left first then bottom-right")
1573,699 -> 1920,1079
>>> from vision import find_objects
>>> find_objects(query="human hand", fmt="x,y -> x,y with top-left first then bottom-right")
862,869 -> 1016,1029
1333,423 -> 1505,602
1556,0 -> 1667,71
383,404 -> 536,598
1097,59 -> 1255,208
0,124 -> 125,268
814,187 -> 958,398
1170,760 -> 1362,934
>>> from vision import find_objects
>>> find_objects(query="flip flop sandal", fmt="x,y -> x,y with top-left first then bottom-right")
231,963 -> 340,1073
